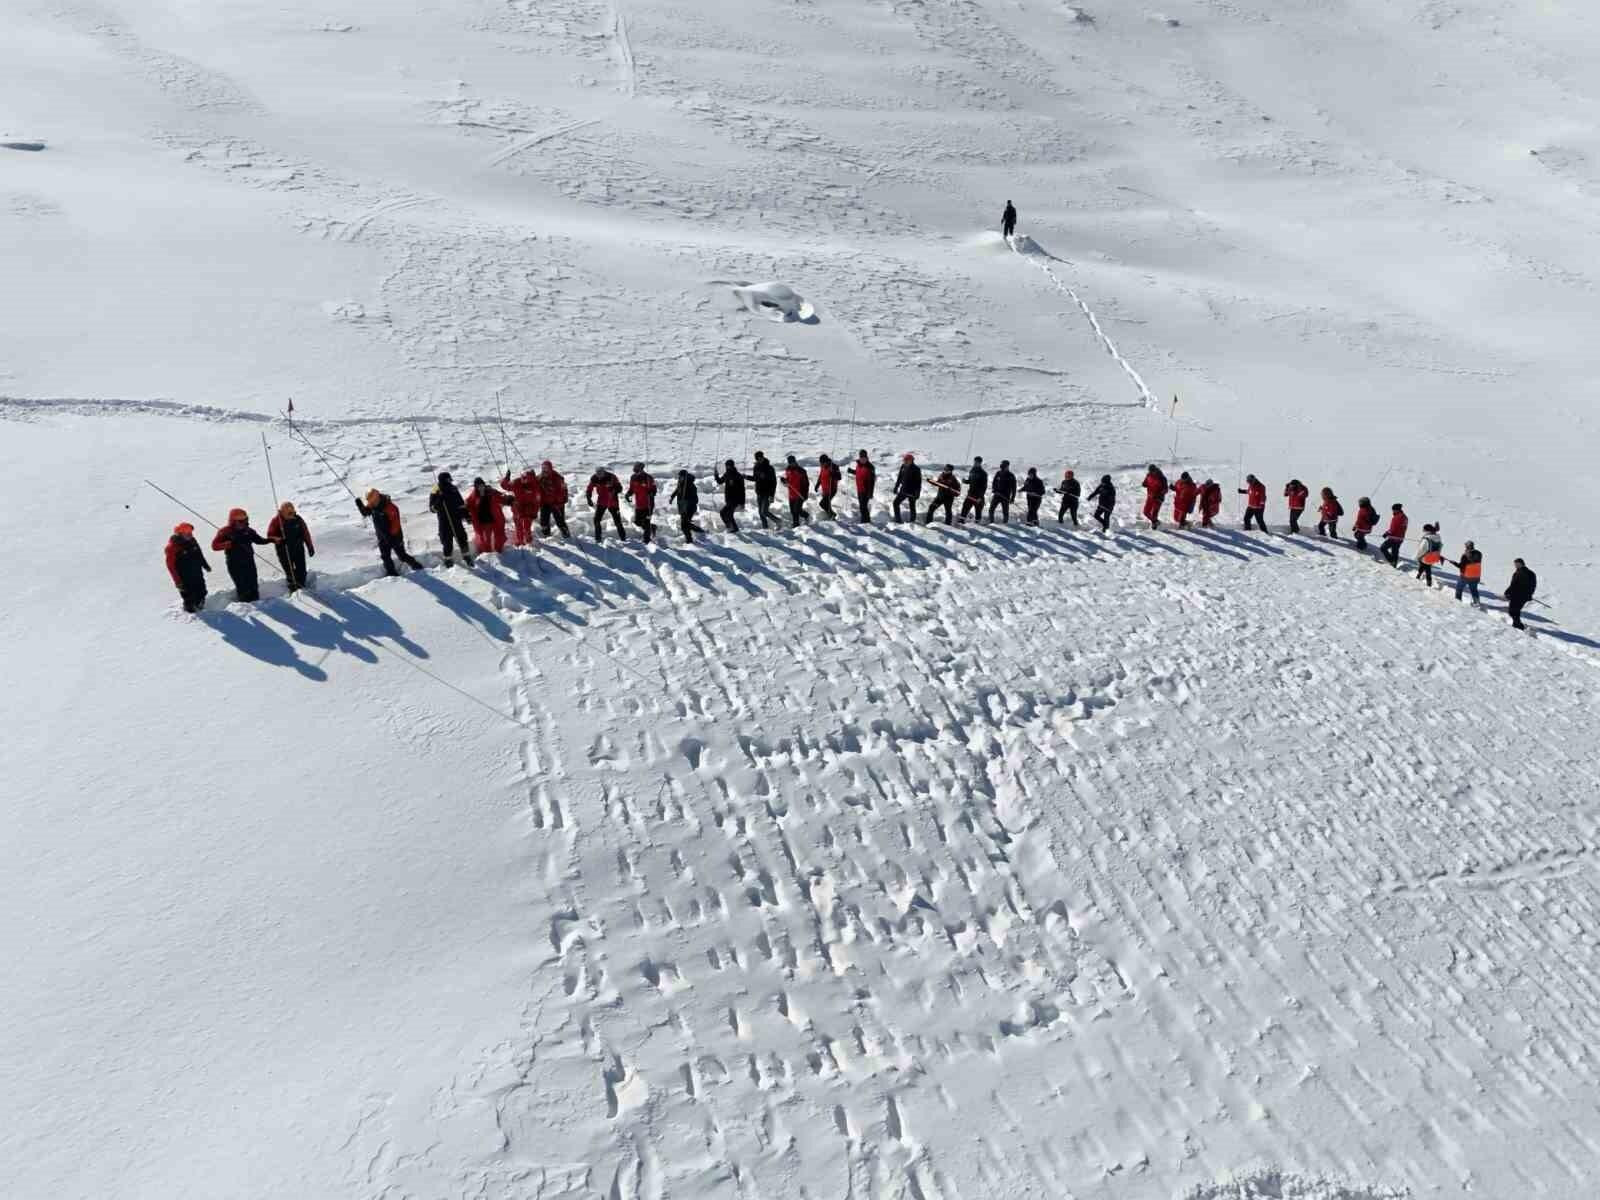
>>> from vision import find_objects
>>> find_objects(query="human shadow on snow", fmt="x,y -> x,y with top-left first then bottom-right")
202,610 -> 329,682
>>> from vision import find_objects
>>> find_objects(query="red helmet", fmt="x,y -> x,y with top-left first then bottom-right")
174,522 -> 194,536
902,452 -> 915,462
228,507 -> 247,523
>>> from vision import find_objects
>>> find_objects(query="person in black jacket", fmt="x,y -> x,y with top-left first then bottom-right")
713,459 -> 745,531
848,450 -> 876,522
669,470 -> 700,543
746,452 -> 777,529
165,523 -> 211,612
1505,558 -> 1537,630
1056,469 -> 1080,525
988,460 -> 1017,523
893,453 -> 922,523
1086,475 -> 1116,532
1021,468 -> 1045,525
356,490 -> 423,574
1451,541 -> 1483,607
267,502 -> 315,591
926,465 -> 960,525
428,471 -> 474,566
960,456 -> 988,523
210,508 -> 271,602
1002,200 -> 1017,239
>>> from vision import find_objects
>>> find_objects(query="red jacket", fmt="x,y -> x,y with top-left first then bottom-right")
538,469 -> 568,506
628,473 -> 657,511
1284,482 -> 1309,511
817,461 -> 841,497
465,487 -> 507,527
1385,512 -> 1409,539
785,464 -> 809,501
502,472 -> 541,515
586,470 -> 622,509
1143,469 -> 1168,499
1199,482 -> 1222,517
852,460 -> 876,496
1318,496 -> 1342,521
266,513 -> 314,551
1244,480 -> 1267,508
1172,478 -> 1197,515
1353,504 -> 1378,534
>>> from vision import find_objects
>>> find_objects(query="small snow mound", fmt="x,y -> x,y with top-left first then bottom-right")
1009,233 -> 1045,255
1149,12 -> 1182,26
1062,5 -> 1095,24
730,281 -> 816,323
1182,1168 -> 1410,1200
2,140 -> 47,152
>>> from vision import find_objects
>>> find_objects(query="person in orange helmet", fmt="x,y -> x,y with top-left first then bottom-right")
266,502 -> 314,591
210,507 -> 271,601
165,523 -> 211,612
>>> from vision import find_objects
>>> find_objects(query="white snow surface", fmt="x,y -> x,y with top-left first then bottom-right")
6,0 -> 1600,1197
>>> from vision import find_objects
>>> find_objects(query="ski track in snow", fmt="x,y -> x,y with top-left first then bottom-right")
254,514 -> 1600,1200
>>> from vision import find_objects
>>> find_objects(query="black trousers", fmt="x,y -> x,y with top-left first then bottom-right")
1316,519 -> 1338,537
894,494 -> 918,522
275,542 -> 309,590
819,491 -> 835,517
179,581 -> 207,613
1094,505 -> 1112,531
379,536 -> 423,575
989,496 -> 1012,523
680,514 -> 696,543
594,506 -> 625,540
539,504 -> 570,537
437,511 -> 473,563
756,490 -> 777,528
926,492 -> 955,524
1509,599 -> 1527,629
719,502 -> 740,531
788,497 -> 808,527
1243,506 -> 1267,531
1025,496 -> 1041,525
960,495 -> 984,522
1381,537 -> 1402,567
1287,508 -> 1303,534
1416,561 -> 1434,586
633,508 -> 655,542
1354,530 -> 1369,550
1058,496 -> 1078,525
228,560 -> 260,603
857,494 -> 872,522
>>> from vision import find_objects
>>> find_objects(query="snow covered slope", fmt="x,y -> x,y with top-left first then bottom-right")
6,0 -> 1600,1196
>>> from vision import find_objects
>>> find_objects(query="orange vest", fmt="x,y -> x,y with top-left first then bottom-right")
1463,560 -> 1482,580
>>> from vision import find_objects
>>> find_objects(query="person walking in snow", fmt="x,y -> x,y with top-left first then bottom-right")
537,461 -> 572,539
1021,467 -> 1046,525
428,471 -> 475,567
627,463 -> 658,543
745,451 -> 778,529
1316,487 -> 1343,538
211,507 -> 271,602
586,465 -> 626,542
1056,469 -> 1082,526
849,450 -> 877,522
1139,465 -> 1169,530
1415,523 -> 1444,586
1198,478 -> 1222,528
960,456 -> 988,523
356,489 -> 423,575
1380,503 -> 1408,567
783,455 -> 810,527
1001,200 -> 1017,239
465,478 -> 510,554
1087,474 -> 1116,532
1505,558 -> 1537,630
926,465 -> 960,525
267,501 -> 314,591
501,467 -> 542,547
1283,479 -> 1310,534
1172,471 -> 1197,529
1452,541 -> 1483,606
669,469 -> 700,544
893,453 -> 923,523
165,523 -> 211,612
989,460 -> 1018,523
1352,497 -> 1379,551
713,459 -> 746,532
816,453 -> 842,519
1238,474 -> 1268,532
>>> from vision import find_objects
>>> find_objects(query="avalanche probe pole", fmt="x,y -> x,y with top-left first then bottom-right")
144,479 -> 290,583
262,432 -> 281,512
412,420 -> 436,475
476,416 -> 503,480
283,410 -> 360,502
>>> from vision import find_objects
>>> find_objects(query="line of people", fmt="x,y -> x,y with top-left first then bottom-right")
163,451 -> 1540,630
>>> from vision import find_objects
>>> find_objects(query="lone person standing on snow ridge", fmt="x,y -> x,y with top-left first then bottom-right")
1002,201 -> 1017,239
1505,558 -> 1537,630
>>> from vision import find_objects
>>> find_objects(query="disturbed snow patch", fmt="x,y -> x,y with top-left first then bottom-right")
727,280 -> 817,323
1182,1168 -> 1410,1200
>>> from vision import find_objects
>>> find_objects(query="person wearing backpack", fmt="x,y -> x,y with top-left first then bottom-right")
1352,497 -> 1379,551
1415,523 -> 1444,586
1316,488 -> 1344,538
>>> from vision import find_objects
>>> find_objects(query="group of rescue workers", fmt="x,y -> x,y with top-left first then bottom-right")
163,450 -> 1542,631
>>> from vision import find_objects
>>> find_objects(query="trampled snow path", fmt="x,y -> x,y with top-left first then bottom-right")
318,518 -> 1600,1199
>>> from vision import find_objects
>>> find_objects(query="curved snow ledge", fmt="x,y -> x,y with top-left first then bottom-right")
1182,1168 -> 1410,1200
729,280 -> 817,324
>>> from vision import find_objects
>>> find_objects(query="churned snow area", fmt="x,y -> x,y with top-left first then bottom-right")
5,1 -> 1600,1197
